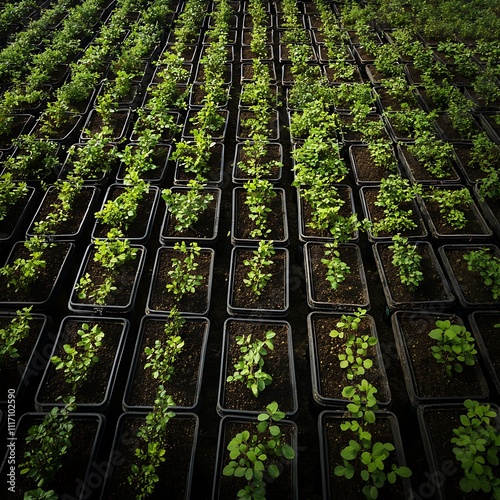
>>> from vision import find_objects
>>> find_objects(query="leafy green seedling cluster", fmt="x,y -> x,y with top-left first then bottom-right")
464,248 -> 500,300
227,330 -> 276,397
0,306 -> 33,361
243,240 -> 275,296
166,241 -> 203,300
429,319 -> 477,377
389,234 -> 423,291
321,241 -> 351,290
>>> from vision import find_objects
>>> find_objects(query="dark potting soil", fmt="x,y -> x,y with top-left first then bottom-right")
93,188 -> 157,239
234,189 -> 286,241
0,242 -> 71,303
222,321 -> 294,413
117,145 -> 170,182
324,416 -> 408,499
350,146 -> 395,183
453,144 -> 487,183
395,314 -> 488,400
163,192 -> 218,240
0,115 -> 32,149
148,248 -> 212,314
216,420 -> 295,500
307,244 -> 368,307
33,114 -> 80,141
311,314 -> 391,404
36,319 -> 124,405
184,108 -> 227,135
377,244 -> 449,303
84,111 -> 129,139
30,187 -> 94,236
12,417 -> 99,499
231,249 -> 286,311
125,318 -> 207,408
103,417 -> 196,500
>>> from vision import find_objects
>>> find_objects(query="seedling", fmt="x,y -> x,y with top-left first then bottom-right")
330,310 -> 377,380
223,401 -> 296,500
464,248 -> 500,300
321,242 -> 351,290
452,399 -> 500,497
0,306 -> 33,361
388,234 -> 423,291
166,241 -> 203,299
243,240 -> 275,296
51,323 -> 105,394
227,330 -> 276,397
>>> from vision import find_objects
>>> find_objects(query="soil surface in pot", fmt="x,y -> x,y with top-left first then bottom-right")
234,189 -> 285,241
0,191 -> 32,239
216,420 -> 295,500
222,321 -> 294,413
311,315 -> 390,404
126,318 -> 207,407
117,145 -> 170,182
453,144 -> 486,183
104,417 -> 196,500
84,110 -> 129,139
163,194 -> 218,240
148,248 -> 212,313
12,417 -> 98,498
324,416 -> 408,499
234,143 -> 282,180
231,249 -> 286,311
377,244 -> 449,304
307,244 -> 367,306
350,146 -> 395,183
36,319 -> 123,405
0,242 -> 71,303
396,314 -> 488,399
93,188 -> 157,239
30,188 -> 94,236
238,110 -> 278,140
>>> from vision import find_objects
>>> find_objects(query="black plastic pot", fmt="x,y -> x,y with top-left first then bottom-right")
68,243 -> 146,315
359,185 -> 429,243
391,310 -> 489,407
0,312 -> 51,405
91,184 -> 160,244
236,108 -> 280,142
308,312 -> 391,409
145,245 -> 215,316
416,185 -> 493,242
373,240 -> 455,313
319,410 -> 413,499
217,318 -> 298,418
417,403 -> 500,500
212,415 -> 298,500
304,242 -> 370,311
80,108 -> 133,144
348,144 -> 401,186
122,314 -> 209,412
34,316 -> 129,412
99,412 -> 199,500
26,185 -> 100,242
160,186 -> 221,246
232,141 -> 283,184
438,243 -> 500,312
231,186 -> 289,246
0,241 -> 74,311
227,245 -> 290,317
1,411 -> 105,500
